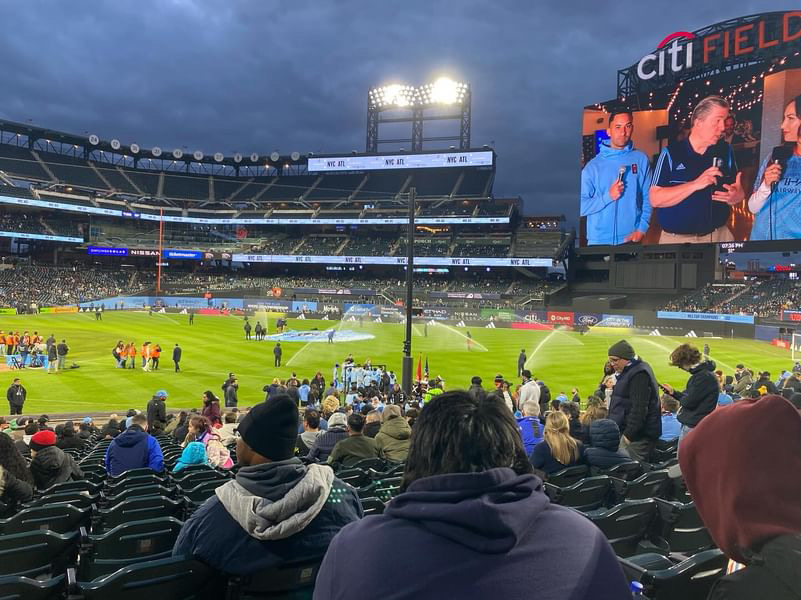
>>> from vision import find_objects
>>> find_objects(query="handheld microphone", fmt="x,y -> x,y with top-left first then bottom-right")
770,144 -> 793,191
617,166 -> 626,183
711,142 -> 734,191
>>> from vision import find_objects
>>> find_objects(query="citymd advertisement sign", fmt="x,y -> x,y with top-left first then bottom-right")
547,311 -> 574,326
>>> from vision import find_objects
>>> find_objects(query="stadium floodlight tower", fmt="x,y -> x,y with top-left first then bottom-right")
365,77 -> 471,152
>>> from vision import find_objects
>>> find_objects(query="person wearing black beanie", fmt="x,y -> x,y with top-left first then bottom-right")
172,393 -> 363,576
607,339 -> 662,461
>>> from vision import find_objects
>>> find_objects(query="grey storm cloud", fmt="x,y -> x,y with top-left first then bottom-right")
0,0 -> 788,222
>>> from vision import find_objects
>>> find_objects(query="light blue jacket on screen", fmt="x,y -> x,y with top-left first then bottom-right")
580,140 -> 653,245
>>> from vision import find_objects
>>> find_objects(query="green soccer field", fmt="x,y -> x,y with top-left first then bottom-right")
0,311 -> 793,415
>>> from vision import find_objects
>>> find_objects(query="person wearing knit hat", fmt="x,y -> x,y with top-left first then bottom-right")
147,390 -> 168,436
29,429 -> 83,490
606,339 -> 661,462
680,395 -> 801,598
172,393 -> 362,576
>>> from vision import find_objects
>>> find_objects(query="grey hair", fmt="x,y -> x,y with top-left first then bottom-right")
691,96 -> 729,125
522,400 -> 540,417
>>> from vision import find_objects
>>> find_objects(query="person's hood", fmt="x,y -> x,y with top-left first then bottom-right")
215,458 -> 334,541
299,430 -> 319,445
378,417 -> 411,441
176,442 -> 207,469
679,395 -> 801,564
385,467 -> 547,554
589,419 -> 622,451
689,360 -> 716,374
30,445 -> 68,474
114,425 -> 149,448
597,139 -> 634,158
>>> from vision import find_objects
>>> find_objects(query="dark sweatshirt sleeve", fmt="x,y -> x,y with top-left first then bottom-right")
70,456 -> 84,480
313,528 -> 341,600
3,471 -> 33,504
678,373 -> 717,411
624,371 -> 652,440
529,441 -> 549,470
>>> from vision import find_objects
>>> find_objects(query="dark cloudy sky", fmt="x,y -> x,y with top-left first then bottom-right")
0,1 -> 788,221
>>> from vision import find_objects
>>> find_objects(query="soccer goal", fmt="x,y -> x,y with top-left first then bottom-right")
792,333 -> 801,362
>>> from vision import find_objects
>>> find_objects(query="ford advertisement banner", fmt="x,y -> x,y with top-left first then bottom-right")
575,312 -> 602,326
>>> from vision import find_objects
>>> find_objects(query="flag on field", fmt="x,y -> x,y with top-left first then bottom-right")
416,354 -> 422,381
424,356 -> 429,379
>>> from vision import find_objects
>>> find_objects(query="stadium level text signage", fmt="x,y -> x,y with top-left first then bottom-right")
232,254 -> 552,267
631,11 -> 801,85
0,194 -> 507,226
88,246 -> 128,256
0,230 -> 83,243
656,311 -> 754,324
307,151 -> 493,172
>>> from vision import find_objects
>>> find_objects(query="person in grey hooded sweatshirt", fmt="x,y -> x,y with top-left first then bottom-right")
172,393 -> 362,575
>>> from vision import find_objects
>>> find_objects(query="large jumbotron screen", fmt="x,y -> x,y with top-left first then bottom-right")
580,11 -> 801,248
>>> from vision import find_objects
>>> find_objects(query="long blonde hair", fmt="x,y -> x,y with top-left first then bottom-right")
544,411 -> 579,465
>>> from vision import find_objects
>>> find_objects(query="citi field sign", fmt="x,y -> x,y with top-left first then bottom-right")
632,11 -> 801,84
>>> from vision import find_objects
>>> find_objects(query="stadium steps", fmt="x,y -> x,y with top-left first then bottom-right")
334,238 -> 349,255
299,176 -> 323,202
116,167 -> 144,196
88,162 -> 115,192
347,175 -> 368,200
290,238 -> 306,254
30,150 -> 58,183
222,177 -> 254,202
39,219 -> 57,237
712,284 -> 753,310
251,176 -> 279,202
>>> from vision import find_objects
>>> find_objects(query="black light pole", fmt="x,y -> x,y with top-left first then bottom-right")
401,187 -> 416,397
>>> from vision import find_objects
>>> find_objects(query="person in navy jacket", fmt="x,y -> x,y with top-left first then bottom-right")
314,390 -> 630,600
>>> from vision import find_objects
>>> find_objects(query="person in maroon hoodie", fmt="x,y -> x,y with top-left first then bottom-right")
201,390 -> 222,426
314,390 -> 630,600
679,395 -> 801,599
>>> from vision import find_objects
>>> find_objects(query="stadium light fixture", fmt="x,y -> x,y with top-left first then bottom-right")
420,77 -> 467,105
369,79 -> 468,110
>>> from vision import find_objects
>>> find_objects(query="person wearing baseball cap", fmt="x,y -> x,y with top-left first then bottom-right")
147,390 -> 168,435
29,429 -> 83,490
172,393 -> 362,575
606,340 -> 661,462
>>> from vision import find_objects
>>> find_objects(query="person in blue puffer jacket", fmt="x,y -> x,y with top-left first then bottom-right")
581,111 -> 653,245
585,419 -> 631,469
173,441 -> 208,473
